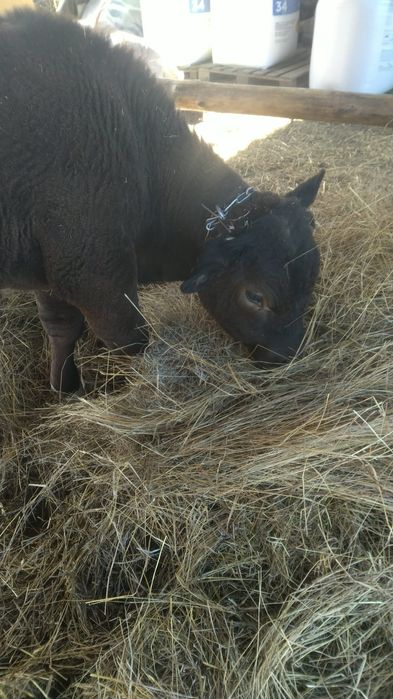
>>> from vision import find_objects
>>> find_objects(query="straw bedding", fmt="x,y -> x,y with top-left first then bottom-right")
1,119 -> 393,698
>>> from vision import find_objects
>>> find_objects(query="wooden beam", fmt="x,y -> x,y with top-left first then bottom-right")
162,79 -> 393,128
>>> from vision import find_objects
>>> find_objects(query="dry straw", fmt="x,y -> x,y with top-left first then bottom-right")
1,120 -> 393,698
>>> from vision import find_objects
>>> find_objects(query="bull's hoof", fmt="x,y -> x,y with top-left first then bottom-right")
50,372 -> 85,397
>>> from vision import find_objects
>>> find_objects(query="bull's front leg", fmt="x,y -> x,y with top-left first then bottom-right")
79,287 -> 149,356
40,234 -> 148,390
35,291 -> 85,393
65,244 -> 149,356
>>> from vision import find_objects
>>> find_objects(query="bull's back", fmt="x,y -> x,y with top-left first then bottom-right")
0,10 -> 118,167
0,12 -> 121,288
0,11 -> 144,268
0,10 -> 188,291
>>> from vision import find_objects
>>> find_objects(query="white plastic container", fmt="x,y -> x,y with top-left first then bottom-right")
309,0 -> 393,93
140,0 -> 211,66
211,0 -> 300,68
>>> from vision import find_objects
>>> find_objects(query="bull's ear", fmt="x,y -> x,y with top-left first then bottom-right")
286,169 -> 325,208
180,269 -> 210,294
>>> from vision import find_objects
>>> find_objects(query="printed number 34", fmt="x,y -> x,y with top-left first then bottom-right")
275,1 -> 288,12
191,0 -> 207,11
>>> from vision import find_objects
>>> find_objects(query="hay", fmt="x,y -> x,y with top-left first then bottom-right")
1,120 -> 393,699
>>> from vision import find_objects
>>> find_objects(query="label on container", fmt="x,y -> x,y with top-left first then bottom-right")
275,18 -> 297,44
189,0 -> 210,13
379,6 -> 393,72
273,0 -> 299,16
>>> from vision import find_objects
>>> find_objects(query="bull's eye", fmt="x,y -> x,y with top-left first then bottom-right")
245,290 -> 266,309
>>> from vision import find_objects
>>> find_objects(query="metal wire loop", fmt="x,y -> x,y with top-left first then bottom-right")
205,187 -> 255,237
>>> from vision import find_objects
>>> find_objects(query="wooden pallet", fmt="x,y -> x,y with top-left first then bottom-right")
182,49 -> 310,88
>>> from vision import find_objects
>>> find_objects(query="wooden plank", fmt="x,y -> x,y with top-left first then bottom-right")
200,56 -> 309,87
180,50 -> 310,88
185,63 -> 308,87
264,51 -> 310,77
276,63 -> 310,87
183,67 -> 200,80
163,79 -> 393,128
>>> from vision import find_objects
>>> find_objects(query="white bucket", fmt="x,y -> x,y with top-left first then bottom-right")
140,0 -> 211,67
211,0 -> 300,68
309,0 -> 393,93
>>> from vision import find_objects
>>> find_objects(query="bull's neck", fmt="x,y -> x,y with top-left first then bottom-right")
137,134 -> 246,284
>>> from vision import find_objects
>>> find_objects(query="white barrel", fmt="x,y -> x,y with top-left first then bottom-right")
309,0 -> 393,93
140,0 -> 211,67
211,0 -> 300,69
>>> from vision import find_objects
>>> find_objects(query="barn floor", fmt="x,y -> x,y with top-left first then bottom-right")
1,117 -> 393,699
